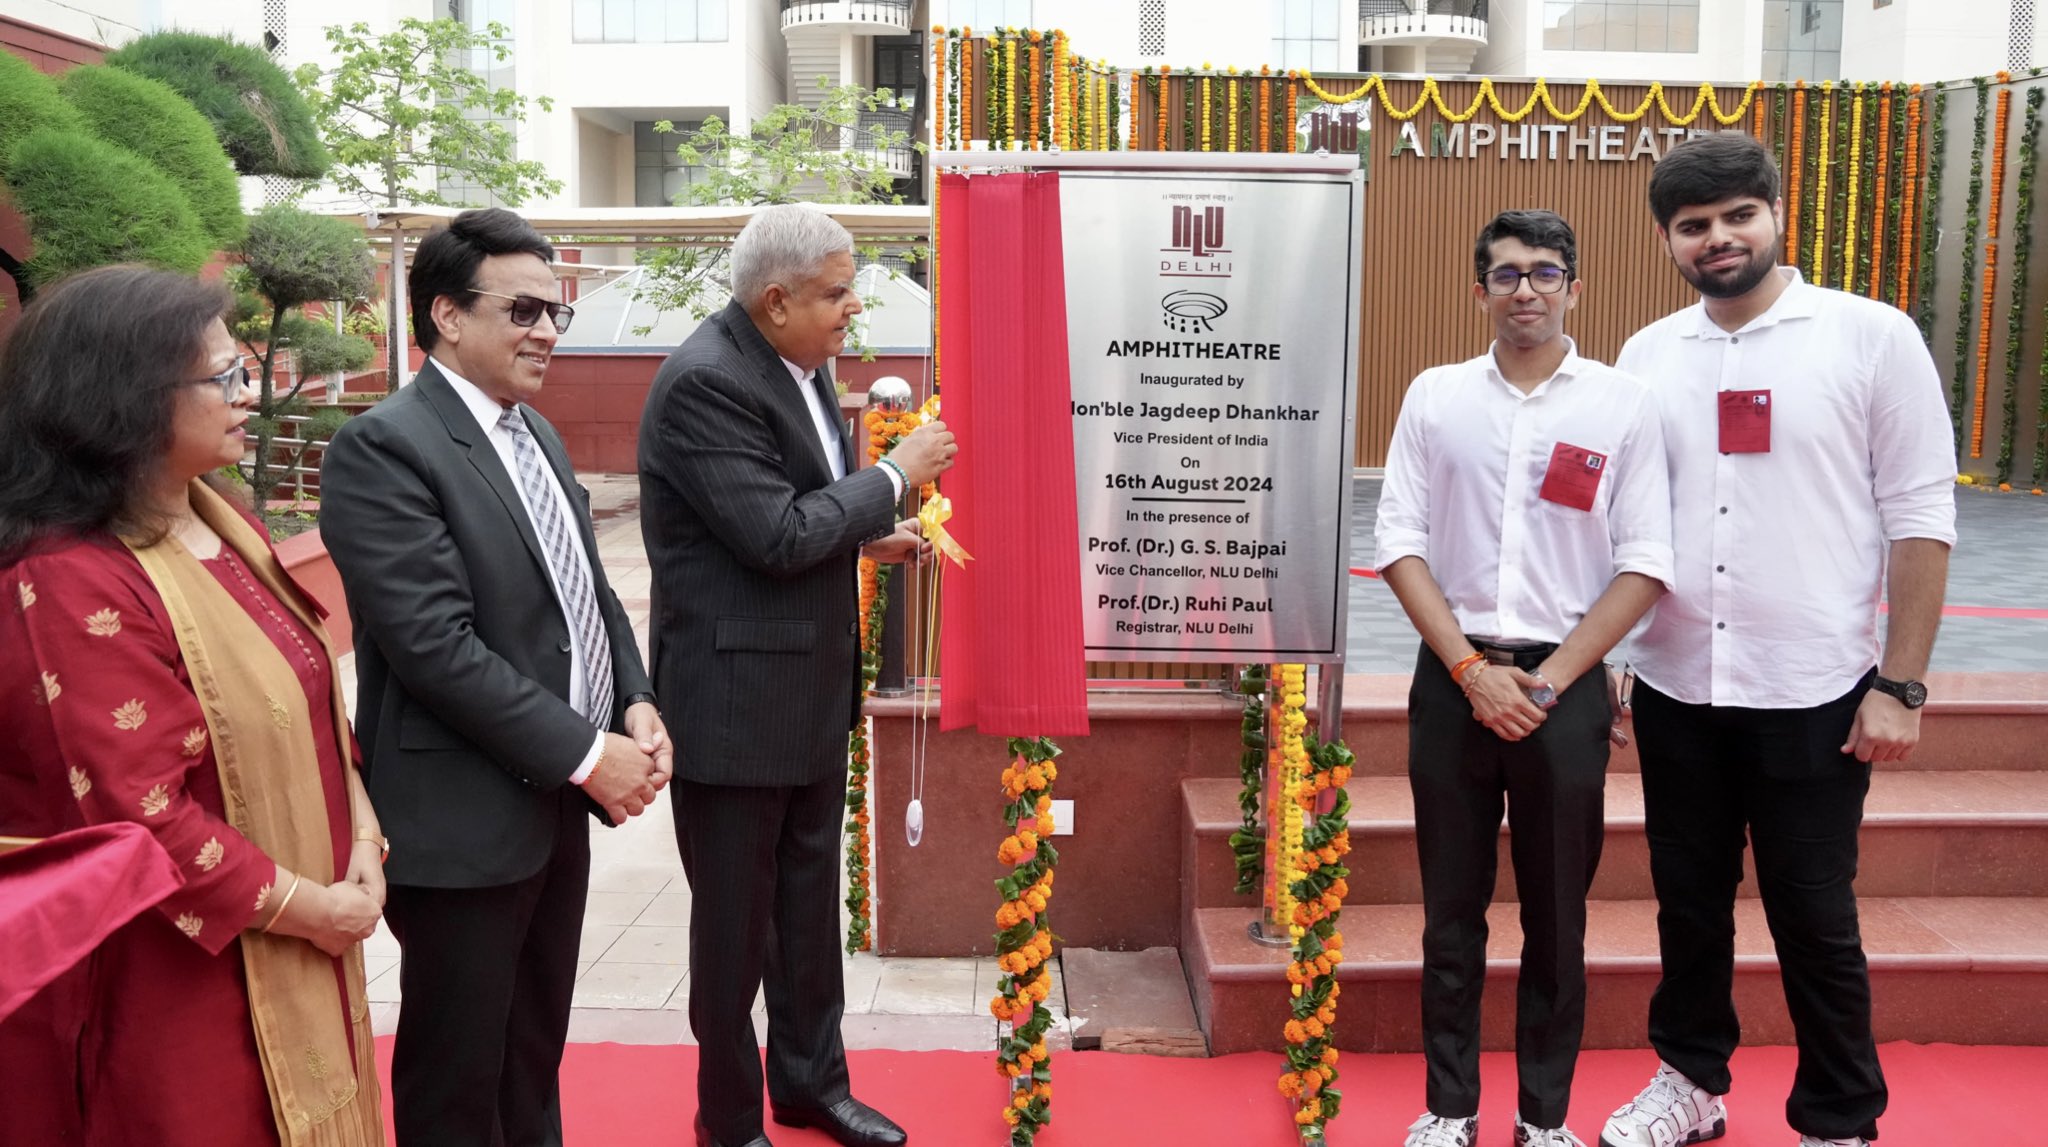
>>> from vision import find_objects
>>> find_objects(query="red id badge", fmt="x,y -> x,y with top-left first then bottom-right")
1718,389 -> 1772,453
1538,442 -> 1607,511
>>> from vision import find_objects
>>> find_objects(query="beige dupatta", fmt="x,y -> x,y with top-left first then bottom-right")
124,480 -> 381,1147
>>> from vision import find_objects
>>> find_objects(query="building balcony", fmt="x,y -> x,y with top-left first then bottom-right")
780,0 -> 913,35
1359,0 -> 1489,47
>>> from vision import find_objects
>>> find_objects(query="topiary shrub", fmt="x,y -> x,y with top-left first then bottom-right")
5,130 -> 213,287
105,31 -> 330,180
59,65 -> 246,246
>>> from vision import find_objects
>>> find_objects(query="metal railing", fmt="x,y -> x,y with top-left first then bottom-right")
794,116 -> 916,176
1360,0 -> 1489,35
779,0 -> 913,26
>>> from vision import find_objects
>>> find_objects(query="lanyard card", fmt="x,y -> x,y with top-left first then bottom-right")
1718,389 -> 1772,453
1538,441 -> 1608,512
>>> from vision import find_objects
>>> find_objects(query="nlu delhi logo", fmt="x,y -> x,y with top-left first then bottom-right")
1161,290 -> 1228,335
1161,204 -> 1232,278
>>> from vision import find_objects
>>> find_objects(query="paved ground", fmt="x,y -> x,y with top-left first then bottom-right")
1346,475 -> 2048,673
352,472 -> 2045,1049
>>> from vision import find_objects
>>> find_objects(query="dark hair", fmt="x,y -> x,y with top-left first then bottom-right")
1648,133 -> 1782,227
0,265 -> 233,563
1473,209 -> 1578,280
409,207 -> 556,353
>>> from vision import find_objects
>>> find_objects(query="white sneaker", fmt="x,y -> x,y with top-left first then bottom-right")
1515,1114 -> 1588,1146
1797,1138 -> 1871,1146
1403,1112 -> 1478,1147
1600,1063 -> 1728,1147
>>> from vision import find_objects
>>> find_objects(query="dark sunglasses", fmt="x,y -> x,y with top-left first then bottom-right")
469,289 -> 575,334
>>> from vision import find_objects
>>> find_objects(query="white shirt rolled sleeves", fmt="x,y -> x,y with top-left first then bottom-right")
1616,269 -> 1958,710
1373,339 -> 1676,645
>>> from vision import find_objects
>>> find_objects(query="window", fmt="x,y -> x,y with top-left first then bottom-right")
874,35 -> 923,105
436,0 -> 519,206
1541,0 -> 1699,52
1760,0 -> 1841,80
950,0 -> 1032,28
573,0 -> 729,43
1271,0 -> 1341,72
635,120 -> 708,207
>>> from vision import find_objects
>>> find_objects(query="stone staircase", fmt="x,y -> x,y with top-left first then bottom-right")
1180,673 -> 2048,1054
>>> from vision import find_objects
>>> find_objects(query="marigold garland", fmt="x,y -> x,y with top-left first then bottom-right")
933,28 -> 948,151
1051,31 -> 1068,149
1099,68 -> 1112,151
1285,73 -> 1299,153
1129,70 -> 1141,150
1972,73 -> 2014,460
1259,77 -> 1272,152
1753,86 -> 1767,140
1200,74 -> 1212,151
1228,76 -> 1240,151
992,736 -> 1062,1145
1228,665 -> 1269,895
961,30 -> 975,145
1920,86 -> 1949,344
1894,87 -> 1921,308
1273,665 -> 1357,1140
1998,84 -> 2039,483
1296,73 -> 1757,127
1155,68 -> 1169,151
1870,84 -> 1893,301
1788,82 -> 1807,262
1953,77 -> 1993,452
1843,83 -> 1865,290
1812,81 -> 1834,281
1028,36 -> 1042,150
1270,666 -> 1307,938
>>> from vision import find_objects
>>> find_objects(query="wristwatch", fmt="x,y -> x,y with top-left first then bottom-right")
1872,675 -> 1928,709
1524,674 -> 1559,710
622,691 -> 658,710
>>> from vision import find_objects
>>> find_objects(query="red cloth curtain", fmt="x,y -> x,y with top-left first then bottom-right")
937,171 -> 1090,737
0,822 -> 182,1023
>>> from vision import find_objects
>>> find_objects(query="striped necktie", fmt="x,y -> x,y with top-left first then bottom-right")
498,408 -> 613,726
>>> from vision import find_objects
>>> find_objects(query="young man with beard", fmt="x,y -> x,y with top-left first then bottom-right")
1598,134 -> 1955,1147
1376,210 -> 1673,1147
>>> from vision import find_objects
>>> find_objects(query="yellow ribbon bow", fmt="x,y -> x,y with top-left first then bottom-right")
918,492 -> 973,567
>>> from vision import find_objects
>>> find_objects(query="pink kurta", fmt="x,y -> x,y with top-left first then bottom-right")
0,532 -> 355,1147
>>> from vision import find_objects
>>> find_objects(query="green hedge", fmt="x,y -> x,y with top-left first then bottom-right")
59,66 -> 246,246
6,130 -> 213,287
106,32 -> 330,180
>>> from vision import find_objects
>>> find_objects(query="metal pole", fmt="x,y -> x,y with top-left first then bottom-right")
388,223 -> 410,389
1249,666 -> 1291,947
865,377 -> 914,697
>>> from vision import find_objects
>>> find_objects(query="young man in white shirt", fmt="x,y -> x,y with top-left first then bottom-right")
1599,133 -> 1956,1147
1376,210 -> 1674,1147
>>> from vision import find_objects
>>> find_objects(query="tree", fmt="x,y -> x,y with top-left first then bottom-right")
58,66 -> 247,246
0,52 -> 241,309
234,205 -> 377,512
104,33 -> 329,180
293,18 -> 562,209
632,80 -> 917,335
4,130 -> 215,292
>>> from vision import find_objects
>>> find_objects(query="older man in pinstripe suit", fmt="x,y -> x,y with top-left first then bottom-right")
638,205 -> 955,1147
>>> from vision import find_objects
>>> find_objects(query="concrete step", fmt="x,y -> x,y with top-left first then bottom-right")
1324,672 -> 2048,777
1186,899 -> 2048,1054
1182,770 -> 2048,908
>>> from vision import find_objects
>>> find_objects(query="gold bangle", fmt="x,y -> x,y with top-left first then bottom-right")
584,741 -> 606,785
262,873 -> 304,933
354,831 -> 389,863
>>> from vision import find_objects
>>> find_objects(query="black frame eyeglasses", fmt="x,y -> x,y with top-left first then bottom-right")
1480,265 -> 1572,296
189,363 -> 253,403
469,289 -> 575,334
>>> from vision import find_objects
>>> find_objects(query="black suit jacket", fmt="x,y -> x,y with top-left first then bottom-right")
320,362 -> 652,888
638,301 -> 896,787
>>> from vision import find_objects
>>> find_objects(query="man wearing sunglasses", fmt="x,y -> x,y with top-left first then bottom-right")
321,207 -> 670,1147
1375,210 -> 1673,1147
639,204 -> 955,1147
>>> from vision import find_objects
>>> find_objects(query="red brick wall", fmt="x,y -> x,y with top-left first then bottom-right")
527,350 -> 932,474
0,19 -> 106,334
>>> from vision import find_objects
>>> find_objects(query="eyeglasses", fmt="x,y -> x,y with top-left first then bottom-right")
1480,265 -> 1572,295
189,363 -> 252,403
469,289 -> 575,334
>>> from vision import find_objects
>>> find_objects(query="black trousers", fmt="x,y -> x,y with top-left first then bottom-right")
672,775 -> 851,1144
1409,643 -> 1611,1129
1636,671 -> 1886,1142
384,790 -> 589,1147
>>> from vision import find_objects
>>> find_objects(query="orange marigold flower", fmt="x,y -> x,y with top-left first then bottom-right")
1320,1047 -> 1340,1066
1278,1073 -> 1303,1097
1283,1020 -> 1308,1043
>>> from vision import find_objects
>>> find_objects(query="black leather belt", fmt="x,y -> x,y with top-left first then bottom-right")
1467,637 -> 1557,672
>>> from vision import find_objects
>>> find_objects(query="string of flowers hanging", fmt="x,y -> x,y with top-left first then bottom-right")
1971,73 -> 2014,460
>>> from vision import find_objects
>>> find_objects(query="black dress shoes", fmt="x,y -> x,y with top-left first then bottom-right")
769,1096 -> 908,1147
694,1112 -> 773,1147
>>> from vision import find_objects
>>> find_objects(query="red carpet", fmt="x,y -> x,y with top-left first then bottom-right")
374,1039 -> 2038,1144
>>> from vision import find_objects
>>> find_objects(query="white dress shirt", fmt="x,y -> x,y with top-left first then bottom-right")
1616,269 -> 1958,709
435,359 -> 608,781
780,356 -> 905,499
1374,340 -> 1675,645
